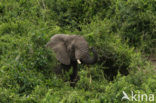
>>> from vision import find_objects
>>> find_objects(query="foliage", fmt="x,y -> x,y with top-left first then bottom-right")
111,0 -> 156,54
0,0 -> 155,103
44,0 -> 111,30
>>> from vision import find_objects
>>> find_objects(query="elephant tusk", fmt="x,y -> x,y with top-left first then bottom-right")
77,59 -> 81,64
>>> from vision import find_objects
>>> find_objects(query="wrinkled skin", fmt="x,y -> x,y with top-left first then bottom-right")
46,34 -> 98,86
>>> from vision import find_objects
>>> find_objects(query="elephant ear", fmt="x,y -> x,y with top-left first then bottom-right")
48,42 -> 70,65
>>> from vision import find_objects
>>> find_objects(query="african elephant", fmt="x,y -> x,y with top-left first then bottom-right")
46,34 -> 98,85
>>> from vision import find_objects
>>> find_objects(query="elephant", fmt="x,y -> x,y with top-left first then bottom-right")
46,34 -> 98,85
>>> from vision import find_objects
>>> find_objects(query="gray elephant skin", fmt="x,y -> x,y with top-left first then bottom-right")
46,34 -> 98,85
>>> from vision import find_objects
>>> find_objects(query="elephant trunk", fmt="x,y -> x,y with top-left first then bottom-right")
82,48 -> 98,65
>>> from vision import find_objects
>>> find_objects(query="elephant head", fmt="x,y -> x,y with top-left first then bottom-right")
46,34 -> 98,65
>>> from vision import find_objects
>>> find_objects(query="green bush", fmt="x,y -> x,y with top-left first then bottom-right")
45,0 -> 111,30
108,0 -> 156,54
0,0 -> 155,103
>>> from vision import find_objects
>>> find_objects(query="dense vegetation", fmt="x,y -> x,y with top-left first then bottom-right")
0,0 -> 155,102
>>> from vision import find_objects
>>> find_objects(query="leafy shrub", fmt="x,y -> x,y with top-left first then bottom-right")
45,0 -> 111,30
0,0 -> 155,103
108,0 -> 156,54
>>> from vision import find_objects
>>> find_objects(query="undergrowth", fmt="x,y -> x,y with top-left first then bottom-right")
0,0 -> 155,103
